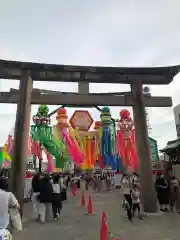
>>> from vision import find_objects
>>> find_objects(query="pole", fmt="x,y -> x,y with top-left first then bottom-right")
131,82 -> 157,213
10,71 -> 33,214
38,144 -> 43,172
78,82 -> 89,94
39,159 -> 42,172
33,154 -> 36,170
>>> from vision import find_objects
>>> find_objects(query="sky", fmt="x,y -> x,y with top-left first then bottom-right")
0,0 -> 180,150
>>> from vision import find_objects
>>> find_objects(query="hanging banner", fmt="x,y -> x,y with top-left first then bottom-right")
69,110 -> 93,131
148,137 -> 159,161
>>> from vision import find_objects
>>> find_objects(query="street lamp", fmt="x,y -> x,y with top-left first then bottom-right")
143,86 -> 152,134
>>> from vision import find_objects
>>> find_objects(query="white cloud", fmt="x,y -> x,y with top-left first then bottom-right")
0,0 -> 180,150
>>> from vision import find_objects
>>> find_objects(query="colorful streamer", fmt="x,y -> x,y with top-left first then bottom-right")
100,107 -> 117,170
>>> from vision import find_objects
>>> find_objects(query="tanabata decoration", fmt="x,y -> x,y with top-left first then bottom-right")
7,135 -> 13,153
68,110 -> 95,169
80,130 -> 96,169
2,144 -> 11,161
93,121 -> 104,168
116,109 -> 138,171
0,151 -> 3,166
31,105 -> 65,170
100,107 -> 117,170
0,133 -> 14,167
0,143 -> 12,168
55,108 -> 83,166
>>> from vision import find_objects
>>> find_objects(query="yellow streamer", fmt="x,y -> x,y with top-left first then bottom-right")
3,144 -> 11,161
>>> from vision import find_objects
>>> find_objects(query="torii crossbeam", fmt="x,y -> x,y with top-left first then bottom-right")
0,90 -> 172,107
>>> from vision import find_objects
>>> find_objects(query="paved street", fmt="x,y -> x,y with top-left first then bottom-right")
13,189 -> 180,240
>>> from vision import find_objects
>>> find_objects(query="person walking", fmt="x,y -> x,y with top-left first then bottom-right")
122,175 -> 132,210
155,173 -> 170,212
38,174 -> 53,223
131,184 -> 143,219
169,176 -> 179,212
60,176 -> 67,201
52,175 -> 62,220
31,172 -> 41,220
0,177 -> 20,231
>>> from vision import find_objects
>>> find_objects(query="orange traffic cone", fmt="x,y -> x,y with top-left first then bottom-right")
100,212 -> 108,240
81,192 -> 86,207
84,195 -> 95,215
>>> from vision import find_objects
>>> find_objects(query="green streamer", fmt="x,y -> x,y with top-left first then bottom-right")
0,151 -> 3,165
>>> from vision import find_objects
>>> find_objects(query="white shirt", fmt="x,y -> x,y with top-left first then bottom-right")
52,184 -> 60,193
122,178 -> 131,195
0,190 -> 19,229
131,189 -> 140,204
59,178 -> 66,189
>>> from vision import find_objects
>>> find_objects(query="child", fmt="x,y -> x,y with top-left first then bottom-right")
121,199 -> 132,223
131,184 -> 143,219
60,176 -> 67,201
52,175 -> 62,220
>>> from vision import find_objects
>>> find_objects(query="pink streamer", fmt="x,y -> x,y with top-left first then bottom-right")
35,141 -> 42,160
98,155 -> 105,168
131,129 -> 138,168
2,160 -> 8,167
7,135 -> 13,152
44,148 -> 54,172
64,134 -> 83,165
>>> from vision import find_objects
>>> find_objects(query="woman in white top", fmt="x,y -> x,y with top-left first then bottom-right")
0,177 -> 20,230
59,176 -> 67,201
121,175 -> 132,210
52,175 -> 62,220
131,184 -> 142,219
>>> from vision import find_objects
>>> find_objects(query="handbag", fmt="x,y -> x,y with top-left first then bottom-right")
9,208 -> 22,231
0,229 -> 12,240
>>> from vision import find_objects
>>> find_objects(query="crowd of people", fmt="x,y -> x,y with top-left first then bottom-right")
31,172 -> 68,222
121,172 -> 180,223
0,169 -> 180,236
0,170 -> 117,230
31,171 -> 116,222
121,173 -> 142,222
155,173 -> 180,212
84,172 -> 116,192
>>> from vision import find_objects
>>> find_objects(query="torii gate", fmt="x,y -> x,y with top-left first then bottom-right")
0,59 -> 179,213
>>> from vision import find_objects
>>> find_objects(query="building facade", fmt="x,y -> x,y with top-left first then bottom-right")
173,104 -> 180,137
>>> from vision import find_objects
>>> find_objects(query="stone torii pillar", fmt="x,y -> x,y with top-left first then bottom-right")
131,82 -> 157,213
10,71 -> 33,213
